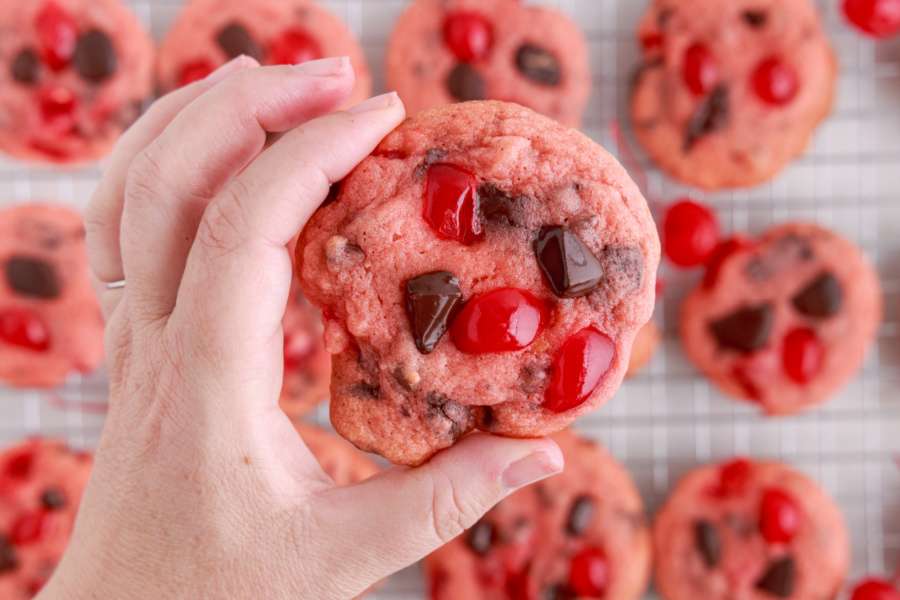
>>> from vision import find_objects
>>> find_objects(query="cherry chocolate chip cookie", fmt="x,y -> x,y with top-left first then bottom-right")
631,0 -> 836,190
681,223 -> 881,415
654,458 -> 849,600
297,101 -> 659,466
280,278 -> 330,419
426,430 -> 651,600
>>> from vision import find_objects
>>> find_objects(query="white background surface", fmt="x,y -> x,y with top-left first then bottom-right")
1,1 -> 899,598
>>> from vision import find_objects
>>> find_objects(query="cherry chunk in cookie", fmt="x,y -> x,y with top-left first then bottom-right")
297,101 -> 659,465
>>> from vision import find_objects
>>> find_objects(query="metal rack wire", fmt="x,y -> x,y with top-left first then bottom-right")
1,1 -> 898,598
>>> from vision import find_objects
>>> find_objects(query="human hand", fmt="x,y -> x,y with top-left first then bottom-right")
39,56 -> 563,600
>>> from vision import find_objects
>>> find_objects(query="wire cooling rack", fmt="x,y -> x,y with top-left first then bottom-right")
1,1 -> 899,598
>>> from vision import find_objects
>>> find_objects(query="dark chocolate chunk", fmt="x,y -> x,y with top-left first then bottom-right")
709,304 -> 774,353
74,30 -> 117,83
479,184 -> 524,227
40,487 -> 67,510
352,382 -> 380,399
216,22 -> 264,61
742,10 -> 768,28
565,495 -> 596,536
694,520 -> 721,568
446,63 -> 485,101
425,392 -> 472,440
466,520 -> 495,555
755,556 -> 796,597
405,271 -> 463,354
5,256 -> 61,299
684,85 -> 730,152
11,48 -> 40,85
792,272 -> 842,319
515,44 -> 562,86
0,535 -> 17,573
534,226 -> 604,298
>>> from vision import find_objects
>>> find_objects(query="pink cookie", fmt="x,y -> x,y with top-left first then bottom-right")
426,430 -> 650,600
681,223 -> 881,415
279,278 -> 331,419
0,0 -> 154,164
298,101 -> 659,465
0,438 -> 93,599
295,423 -> 378,486
157,0 -> 371,105
654,458 -> 849,600
387,0 -> 591,127
0,204 -> 104,389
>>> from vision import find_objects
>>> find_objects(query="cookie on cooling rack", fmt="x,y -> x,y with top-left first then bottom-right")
386,0 -> 591,127
654,457 -> 849,600
0,438 -> 92,599
0,0 -> 154,164
681,223 -> 881,415
295,423 -> 378,485
157,0 -> 371,105
296,101 -> 659,466
279,278 -> 330,419
0,204 -> 104,389
630,0 -> 836,190
427,429 -> 651,599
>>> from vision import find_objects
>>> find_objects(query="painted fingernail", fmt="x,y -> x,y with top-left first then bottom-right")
205,55 -> 258,85
501,446 -> 564,490
348,92 -> 400,114
294,56 -> 351,76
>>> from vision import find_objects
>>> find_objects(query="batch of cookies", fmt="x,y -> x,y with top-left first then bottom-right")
0,0 -> 897,598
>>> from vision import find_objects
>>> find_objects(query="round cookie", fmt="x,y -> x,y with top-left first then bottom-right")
0,438 -> 93,598
426,430 -> 650,600
654,458 -> 849,600
297,101 -> 659,466
387,0 -> 590,127
627,320 -> 660,378
681,223 -> 881,415
0,0 -> 154,164
0,204 -> 104,389
157,0 -> 371,105
630,0 -> 836,190
295,423 -> 378,485
279,278 -> 330,419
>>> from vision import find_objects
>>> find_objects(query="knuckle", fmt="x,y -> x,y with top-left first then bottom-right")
125,144 -> 167,205
195,187 -> 250,257
427,470 -> 482,545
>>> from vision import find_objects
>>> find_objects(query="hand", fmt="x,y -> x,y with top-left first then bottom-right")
40,57 -> 563,600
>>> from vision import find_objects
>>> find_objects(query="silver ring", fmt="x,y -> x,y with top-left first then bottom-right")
105,280 -> 126,290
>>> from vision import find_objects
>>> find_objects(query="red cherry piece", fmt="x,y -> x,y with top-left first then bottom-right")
38,86 -> 77,131
843,0 -> 900,38
442,12 -> 494,62
753,57 -> 799,106
268,28 -> 322,65
641,32 -> 664,52
450,288 -> 547,355
544,327 -> 615,413
717,458 -> 752,496
424,163 -> 484,246
35,2 -> 78,71
782,327 -> 824,385
760,487 -> 801,544
663,199 -> 720,268
11,511 -> 50,545
683,43 -> 717,96
703,237 -> 751,288
178,59 -> 215,86
0,308 -> 51,352
851,578 -> 900,600
3,451 -> 34,480
568,547 -> 609,598
283,332 -> 313,370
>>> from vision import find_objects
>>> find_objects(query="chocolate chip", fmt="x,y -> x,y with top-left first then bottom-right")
216,22 -> 264,61
710,304 -> 774,353
352,382 -> 380,399
684,85 -> 730,151
478,184 -> 525,227
466,520 -> 495,555
755,556 -> 796,597
5,256 -> 61,299
515,44 -> 562,86
742,10 -> 768,28
40,487 -> 67,510
694,520 -> 721,568
405,271 -> 463,354
565,495 -> 596,536
446,63 -> 485,101
11,48 -> 40,85
426,392 -> 472,440
534,226 -> 604,298
74,30 -> 117,83
792,272 -> 842,319
0,535 -> 16,573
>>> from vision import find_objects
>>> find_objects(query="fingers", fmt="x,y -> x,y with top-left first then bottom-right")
306,435 -> 564,597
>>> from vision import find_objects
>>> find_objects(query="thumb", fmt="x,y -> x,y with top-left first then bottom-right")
307,434 -> 564,597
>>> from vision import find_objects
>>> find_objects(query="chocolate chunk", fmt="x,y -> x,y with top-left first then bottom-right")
352,382 -> 380,399
755,556 -> 796,597
542,584 -> 576,600
11,48 -> 40,85
534,226 -> 604,298
446,63 -> 485,101
684,85 -> 730,151
5,256 -> 61,299
405,271 -> 463,354
216,22 -> 264,61
426,392 -> 472,440
565,495 -> 596,536
466,520 -> 495,555
40,487 -> 67,510
74,30 -> 117,83
694,520 -> 721,568
742,10 -> 768,28
479,184 -> 525,227
515,44 -> 562,86
792,272 -> 842,319
0,535 -> 16,573
710,304 -> 774,353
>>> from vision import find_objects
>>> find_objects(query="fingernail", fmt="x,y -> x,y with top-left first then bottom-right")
205,55 -> 257,85
348,92 -> 400,114
294,56 -> 351,76
501,448 -> 564,490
